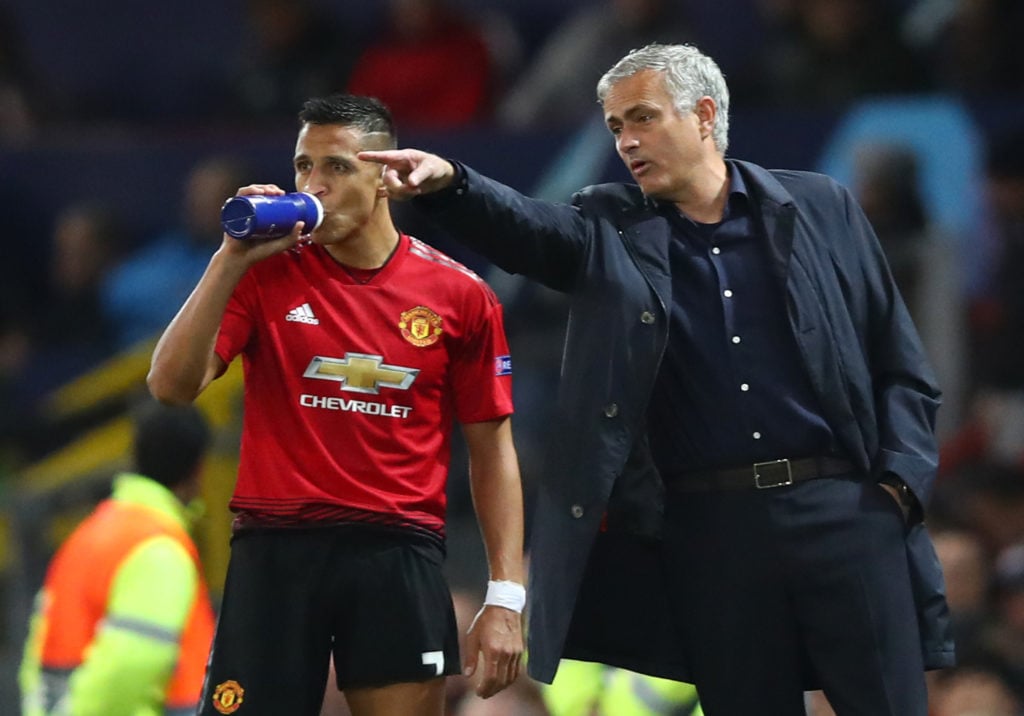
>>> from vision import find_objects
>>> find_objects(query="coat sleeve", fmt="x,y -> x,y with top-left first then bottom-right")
842,185 -> 942,506
67,536 -> 197,716
413,163 -> 590,292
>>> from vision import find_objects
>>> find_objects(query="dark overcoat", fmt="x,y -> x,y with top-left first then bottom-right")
416,159 -> 955,684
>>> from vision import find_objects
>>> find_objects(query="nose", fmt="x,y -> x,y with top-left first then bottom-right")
299,168 -> 327,196
617,132 -> 639,154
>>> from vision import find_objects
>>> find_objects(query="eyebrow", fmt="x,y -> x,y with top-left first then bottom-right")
606,102 -> 658,126
293,154 -> 356,169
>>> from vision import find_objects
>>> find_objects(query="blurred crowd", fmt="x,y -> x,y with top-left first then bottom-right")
3,0 -> 1024,713
2,0 -> 1023,136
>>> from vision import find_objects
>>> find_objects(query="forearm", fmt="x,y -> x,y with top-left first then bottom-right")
148,249 -> 247,404
415,165 -> 585,290
474,479 -> 525,584
461,419 -> 525,696
464,418 -> 525,584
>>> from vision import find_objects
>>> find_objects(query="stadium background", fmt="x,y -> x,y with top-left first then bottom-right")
1,0 -> 1023,713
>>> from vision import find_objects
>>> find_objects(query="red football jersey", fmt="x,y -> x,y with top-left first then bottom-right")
214,234 -> 513,535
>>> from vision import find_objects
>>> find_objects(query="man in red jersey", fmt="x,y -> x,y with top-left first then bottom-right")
147,94 -> 525,716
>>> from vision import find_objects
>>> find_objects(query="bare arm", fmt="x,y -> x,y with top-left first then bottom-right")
147,184 -> 302,404
460,416 -> 525,698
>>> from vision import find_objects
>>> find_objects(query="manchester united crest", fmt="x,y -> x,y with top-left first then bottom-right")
212,679 -> 245,714
399,306 -> 443,347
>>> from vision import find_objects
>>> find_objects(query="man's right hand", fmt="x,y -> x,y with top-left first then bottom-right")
357,149 -> 456,200
218,184 -> 303,265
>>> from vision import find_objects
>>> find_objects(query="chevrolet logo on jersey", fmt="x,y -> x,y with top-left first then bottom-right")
303,353 -> 419,394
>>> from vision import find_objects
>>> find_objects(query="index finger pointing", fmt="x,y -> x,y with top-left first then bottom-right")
357,150 -> 401,166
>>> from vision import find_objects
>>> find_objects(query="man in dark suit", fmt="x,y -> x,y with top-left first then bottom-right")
361,42 -> 954,716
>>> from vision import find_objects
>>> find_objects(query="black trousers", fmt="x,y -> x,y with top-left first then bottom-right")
662,475 -> 927,716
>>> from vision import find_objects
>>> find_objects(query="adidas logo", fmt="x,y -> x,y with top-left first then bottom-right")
286,303 -> 319,325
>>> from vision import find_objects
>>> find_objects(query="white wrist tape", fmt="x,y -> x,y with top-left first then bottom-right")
484,580 -> 526,613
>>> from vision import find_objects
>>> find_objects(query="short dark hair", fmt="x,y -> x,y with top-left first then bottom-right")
132,399 -> 211,488
298,94 -> 397,149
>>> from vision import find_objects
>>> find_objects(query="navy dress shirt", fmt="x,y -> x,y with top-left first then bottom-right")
647,165 -> 836,477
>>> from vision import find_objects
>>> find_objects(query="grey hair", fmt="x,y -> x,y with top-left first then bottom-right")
597,43 -> 730,155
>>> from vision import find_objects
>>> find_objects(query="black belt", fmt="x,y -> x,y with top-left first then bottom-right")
667,457 -> 856,493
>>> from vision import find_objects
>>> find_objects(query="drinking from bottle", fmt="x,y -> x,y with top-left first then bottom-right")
220,193 -> 324,240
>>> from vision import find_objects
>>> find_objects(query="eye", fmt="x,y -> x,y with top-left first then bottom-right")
608,125 -> 622,136
294,160 -> 311,173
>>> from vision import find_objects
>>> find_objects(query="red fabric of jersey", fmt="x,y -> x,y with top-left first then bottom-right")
215,234 -> 513,535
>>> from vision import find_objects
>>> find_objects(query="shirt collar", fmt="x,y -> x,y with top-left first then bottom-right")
645,160 -> 749,217
726,160 -> 749,202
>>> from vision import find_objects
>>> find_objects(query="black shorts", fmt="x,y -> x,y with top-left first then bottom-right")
198,525 -> 460,716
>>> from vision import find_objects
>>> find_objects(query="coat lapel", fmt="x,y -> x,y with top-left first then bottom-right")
616,205 -> 672,309
733,160 -> 797,289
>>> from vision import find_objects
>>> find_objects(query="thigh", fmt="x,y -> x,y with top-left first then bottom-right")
331,533 -> 461,690
199,530 -> 334,716
786,478 -> 927,716
344,678 -> 446,716
662,490 -> 808,715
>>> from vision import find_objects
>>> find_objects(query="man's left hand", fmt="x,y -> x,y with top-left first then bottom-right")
462,605 -> 524,698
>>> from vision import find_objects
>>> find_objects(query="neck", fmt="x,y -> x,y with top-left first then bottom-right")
326,234 -> 400,269
672,156 -> 729,224
325,212 -> 401,269
170,472 -> 200,506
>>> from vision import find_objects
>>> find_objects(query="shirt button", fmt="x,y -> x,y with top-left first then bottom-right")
753,432 -> 762,439
712,247 -> 721,255
571,505 -> 584,518
740,383 -> 750,391
640,311 -> 655,324
455,188 -> 465,196
604,403 -> 619,418
731,336 -> 741,344
723,289 -> 733,298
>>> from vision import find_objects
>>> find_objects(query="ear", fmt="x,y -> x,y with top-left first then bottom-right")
694,96 -> 717,140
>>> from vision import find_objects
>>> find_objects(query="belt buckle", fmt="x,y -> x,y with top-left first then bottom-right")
754,459 -> 793,489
